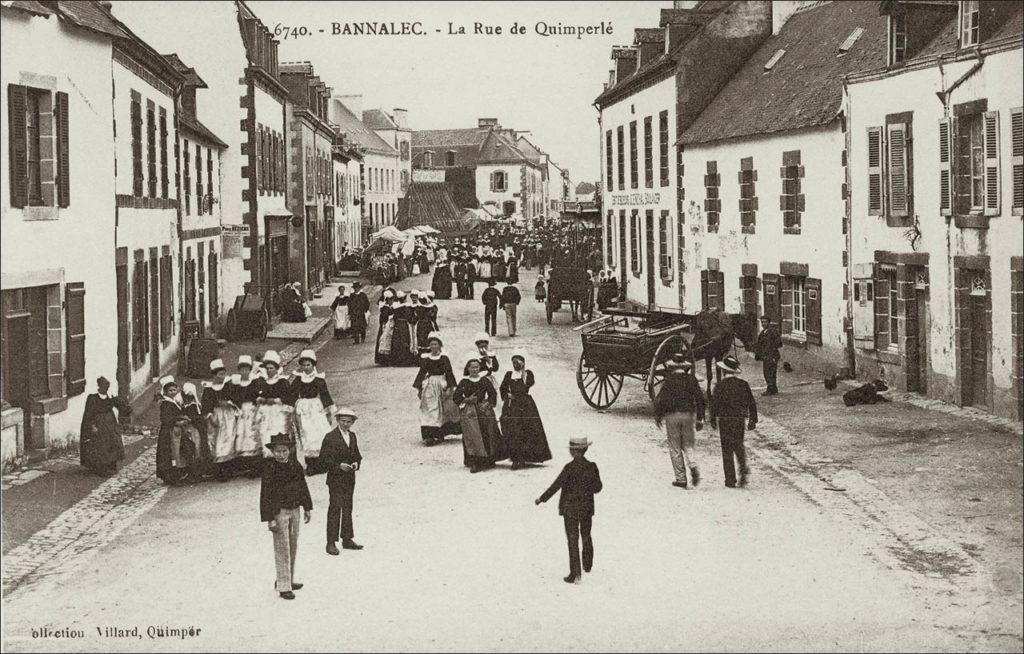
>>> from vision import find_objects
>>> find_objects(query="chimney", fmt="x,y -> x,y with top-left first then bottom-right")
478,118 -> 499,129
99,0 -> 113,10
333,94 -> 363,119
393,108 -> 409,129
611,47 -> 638,82
772,1 -> 817,35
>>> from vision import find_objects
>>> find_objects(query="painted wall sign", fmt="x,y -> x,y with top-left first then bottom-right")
610,192 -> 662,207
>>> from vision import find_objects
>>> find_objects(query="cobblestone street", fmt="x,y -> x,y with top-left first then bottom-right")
2,270 -> 1021,652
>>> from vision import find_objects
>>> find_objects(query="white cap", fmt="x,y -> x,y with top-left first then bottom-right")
237,355 -> 254,368
474,332 -> 490,345
334,406 -> 358,420
410,289 -> 420,296
298,349 -> 317,363
209,358 -> 225,372
159,375 -> 176,389
262,350 -> 282,366
181,382 -> 198,397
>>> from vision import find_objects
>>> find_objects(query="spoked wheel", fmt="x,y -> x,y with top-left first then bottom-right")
577,353 -> 623,410
256,309 -> 269,342
646,335 -> 689,402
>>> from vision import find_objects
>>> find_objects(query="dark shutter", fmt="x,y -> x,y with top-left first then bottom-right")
763,273 -> 780,325
159,109 -> 168,199
160,254 -> 172,343
131,93 -> 143,197
867,126 -> 883,215
255,125 -> 263,192
8,84 -> 28,208
874,275 -> 890,349
983,110 -> 1000,216
65,282 -> 86,396
805,277 -> 822,346
1012,107 -> 1023,215
780,276 -> 794,334
208,251 -> 219,320
56,91 -> 70,208
939,118 -> 953,216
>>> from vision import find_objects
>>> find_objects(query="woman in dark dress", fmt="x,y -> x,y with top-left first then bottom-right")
254,351 -> 295,456
412,333 -> 461,445
155,376 -> 195,485
499,351 -> 552,469
79,377 -> 131,475
506,257 -> 519,284
432,260 -> 453,300
492,255 -> 506,284
414,295 -> 439,354
454,358 -> 508,473
391,293 -> 419,367
374,291 -> 396,365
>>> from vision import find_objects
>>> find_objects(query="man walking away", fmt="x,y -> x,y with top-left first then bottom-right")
653,354 -> 705,489
535,437 -> 602,584
348,282 -> 370,344
754,315 -> 782,396
482,280 -> 501,337
709,355 -> 757,488
501,282 -> 522,337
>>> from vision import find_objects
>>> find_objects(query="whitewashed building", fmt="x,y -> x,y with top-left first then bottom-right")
1,1 -> 122,461
846,0 -> 1023,419
331,94 -> 399,238
332,140 -> 364,259
364,107 -> 412,198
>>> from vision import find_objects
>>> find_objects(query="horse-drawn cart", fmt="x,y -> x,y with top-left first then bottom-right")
575,309 -> 692,409
545,267 -> 594,325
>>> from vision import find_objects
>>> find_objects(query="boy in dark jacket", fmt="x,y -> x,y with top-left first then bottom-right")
260,433 -> 313,599
320,407 -> 363,554
709,355 -> 757,488
536,437 -> 603,584
481,281 -> 501,336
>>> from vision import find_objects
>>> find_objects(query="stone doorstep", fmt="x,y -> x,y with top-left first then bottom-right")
265,315 -> 332,344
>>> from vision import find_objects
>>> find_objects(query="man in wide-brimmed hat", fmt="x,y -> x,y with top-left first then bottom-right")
320,407 -> 363,554
753,314 -> 782,396
709,355 -> 757,488
535,436 -> 603,584
260,432 -> 313,600
653,353 -> 705,489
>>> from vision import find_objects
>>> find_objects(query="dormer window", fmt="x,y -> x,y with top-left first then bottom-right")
889,13 -> 907,65
445,150 -> 456,167
960,0 -> 980,47
764,49 -> 786,72
423,151 -> 433,167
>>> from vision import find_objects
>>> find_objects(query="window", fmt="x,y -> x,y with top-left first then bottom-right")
630,210 -> 639,274
195,144 -> 203,215
704,161 -> 720,233
160,253 -> 173,344
889,12 -> 907,65
764,48 -> 786,72
616,125 -> 625,191
701,270 -> 725,311
183,138 -> 191,215
146,100 -> 156,197
207,149 -> 214,210
1,286 -> 52,401
131,91 -> 142,197
400,141 -> 409,161
960,0 -> 979,48
659,110 -> 670,187
446,150 -> 456,167
629,120 -> 638,189
208,249 -> 219,321
658,210 -> 672,281
132,257 -> 149,367
948,108 -> 1001,217
159,108 -> 168,199
25,88 -> 44,205
789,276 -> 807,334
618,210 -> 626,270
423,152 -> 433,167
1012,107 -> 1023,216
64,282 -> 86,397
839,27 -> 864,54
643,116 -> 653,189
738,156 -> 757,233
491,170 -> 507,192
605,130 -> 613,191
868,118 -> 914,221
874,265 -> 898,350
780,150 -> 804,232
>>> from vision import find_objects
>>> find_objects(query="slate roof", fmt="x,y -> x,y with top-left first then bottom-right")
394,182 -> 467,232
477,130 -> 535,166
912,1 -> 1023,60
163,53 -> 207,88
412,128 -> 486,148
4,1 -> 53,17
363,109 -> 398,130
331,101 -> 397,157
55,0 -> 128,38
680,1 -> 887,145
180,114 -> 227,149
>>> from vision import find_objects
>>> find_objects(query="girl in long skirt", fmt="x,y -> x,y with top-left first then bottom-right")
79,376 -> 131,476
499,351 -> 552,469
202,359 -> 240,480
391,293 -> 418,367
413,332 -> 459,446
290,349 -> 335,474
375,292 -> 397,366
232,355 -> 262,476
181,383 -> 209,481
254,351 -> 295,456
331,285 -> 351,340
414,295 -> 438,354
156,376 -> 194,485
454,357 -> 507,473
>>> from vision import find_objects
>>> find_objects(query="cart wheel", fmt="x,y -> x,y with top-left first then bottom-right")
257,309 -> 269,342
647,335 -> 689,402
225,309 -> 237,341
576,353 -> 623,410
546,300 -> 553,325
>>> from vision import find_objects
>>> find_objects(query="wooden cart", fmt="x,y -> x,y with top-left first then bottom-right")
545,267 -> 594,325
574,308 -> 693,409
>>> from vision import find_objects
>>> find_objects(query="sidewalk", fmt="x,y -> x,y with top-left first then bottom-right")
0,275 -> 384,555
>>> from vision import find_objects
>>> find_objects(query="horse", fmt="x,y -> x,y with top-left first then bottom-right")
688,310 -> 759,398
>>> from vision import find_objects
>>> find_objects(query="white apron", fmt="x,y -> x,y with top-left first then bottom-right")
294,398 -> 331,461
333,302 -> 351,331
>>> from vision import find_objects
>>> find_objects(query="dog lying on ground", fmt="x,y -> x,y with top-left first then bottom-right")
842,379 -> 890,406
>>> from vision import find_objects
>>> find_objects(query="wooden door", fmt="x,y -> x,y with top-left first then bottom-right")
966,295 -> 988,407
645,211 -> 655,308
913,290 -> 929,393
4,313 -> 33,444
618,211 -> 627,292
763,273 -> 781,325
116,262 -> 130,398
149,255 -> 160,382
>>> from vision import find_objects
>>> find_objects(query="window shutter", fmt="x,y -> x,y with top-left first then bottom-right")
867,126 -> 883,215
780,276 -> 794,334
8,84 -> 28,208
983,110 -> 1000,216
805,277 -> 822,346
56,91 -> 70,208
939,117 -> 953,216
887,123 -> 910,217
208,251 -> 219,320
762,273 -> 781,325
159,254 -> 173,343
874,275 -> 890,349
255,126 -> 263,192
1012,107 -> 1023,216
65,282 -> 86,397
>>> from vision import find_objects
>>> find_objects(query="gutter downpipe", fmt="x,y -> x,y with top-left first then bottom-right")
841,77 -> 856,380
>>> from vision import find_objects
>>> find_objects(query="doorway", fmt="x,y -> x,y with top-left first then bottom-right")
645,210 -> 655,308
907,286 -> 929,393
960,278 -> 990,408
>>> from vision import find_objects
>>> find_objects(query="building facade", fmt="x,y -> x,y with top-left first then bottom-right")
364,107 -> 412,198
847,0 -> 1024,419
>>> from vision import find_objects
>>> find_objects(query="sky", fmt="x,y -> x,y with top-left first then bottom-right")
119,0 -> 671,185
